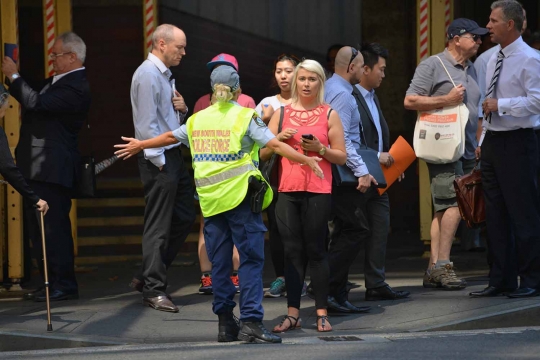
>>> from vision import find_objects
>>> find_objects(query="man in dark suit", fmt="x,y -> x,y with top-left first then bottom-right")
1,32 -> 91,301
351,43 -> 409,301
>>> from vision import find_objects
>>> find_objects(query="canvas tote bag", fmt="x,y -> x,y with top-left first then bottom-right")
413,56 -> 469,164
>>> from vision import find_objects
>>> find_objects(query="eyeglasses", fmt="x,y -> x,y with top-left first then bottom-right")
48,51 -> 72,60
460,34 -> 481,42
346,47 -> 358,73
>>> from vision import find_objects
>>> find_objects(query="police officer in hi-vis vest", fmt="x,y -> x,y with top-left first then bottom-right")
115,65 -> 324,344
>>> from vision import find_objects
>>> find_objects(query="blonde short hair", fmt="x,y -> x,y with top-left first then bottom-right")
212,84 -> 240,104
291,59 -> 326,105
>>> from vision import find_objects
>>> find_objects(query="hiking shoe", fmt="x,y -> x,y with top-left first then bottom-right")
264,277 -> 286,298
231,274 -> 240,293
199,274 -> 213,294
430,263 -> 467,290
423,268 -> 441,288
301,281 -> 308,297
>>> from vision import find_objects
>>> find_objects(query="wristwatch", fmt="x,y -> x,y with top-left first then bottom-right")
11,73 -> 20,81
318,146 -> 327,156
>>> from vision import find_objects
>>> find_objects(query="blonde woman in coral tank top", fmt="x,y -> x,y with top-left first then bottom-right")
260,59 -> 347,333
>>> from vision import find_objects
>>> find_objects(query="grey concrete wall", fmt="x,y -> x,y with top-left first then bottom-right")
161,0 -> 362,55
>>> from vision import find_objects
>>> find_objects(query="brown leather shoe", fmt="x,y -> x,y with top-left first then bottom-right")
143,296 -> 179,313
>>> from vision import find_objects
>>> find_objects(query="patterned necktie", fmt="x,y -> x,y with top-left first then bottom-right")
485,50 -> 505,123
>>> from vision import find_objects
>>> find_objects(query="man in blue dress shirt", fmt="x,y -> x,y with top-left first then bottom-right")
129,24 -> 196,311
324,46 -> 375,314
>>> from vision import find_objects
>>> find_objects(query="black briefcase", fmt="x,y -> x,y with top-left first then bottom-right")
332,147 -> 387,188
73,155 -> 96,198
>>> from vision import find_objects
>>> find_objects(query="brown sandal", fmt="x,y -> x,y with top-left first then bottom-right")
272,315 -> 302,333
317,315 -> 332,332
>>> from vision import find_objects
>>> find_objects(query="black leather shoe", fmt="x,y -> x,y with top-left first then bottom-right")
327,296 -> 352,313
365,285 -> 410,301
346,281 -> 361,292
23,288 -> 44,301
218,312 -> 240,342
35,289 -> 79,302
341,300 -> 371,313
469,286 -> 514,297
143,296 -> 178,312
238,321 -> 282,344
507,288 -> 540,298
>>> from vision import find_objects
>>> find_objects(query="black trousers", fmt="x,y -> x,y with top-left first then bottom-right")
481,129 -> 540,289
275,192 -> 331,310
266,191 -> 285,279
24,180 -> 77,293
137,148 -> 196,297
328,186 -> 371,303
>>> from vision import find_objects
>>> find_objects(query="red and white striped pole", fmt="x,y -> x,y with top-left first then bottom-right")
43,0 -> 56,77
143,0 -> 157,56
444,0 -> 452,33
418,0 -> 429,63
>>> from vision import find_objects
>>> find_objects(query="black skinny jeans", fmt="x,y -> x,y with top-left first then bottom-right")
275,192 -> 331,310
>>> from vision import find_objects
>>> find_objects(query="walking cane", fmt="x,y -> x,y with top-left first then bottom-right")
38,211 -> 53,331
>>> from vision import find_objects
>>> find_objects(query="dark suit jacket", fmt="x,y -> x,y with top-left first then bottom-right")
352,86 -> 390,152
0,126 -> 40,204
9,69 -> 91,189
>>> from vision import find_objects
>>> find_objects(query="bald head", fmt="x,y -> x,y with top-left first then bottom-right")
334,46 -> 362,71
333,46 -> 364,84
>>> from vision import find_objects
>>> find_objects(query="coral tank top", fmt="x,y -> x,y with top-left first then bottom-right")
278,104 -> 332,194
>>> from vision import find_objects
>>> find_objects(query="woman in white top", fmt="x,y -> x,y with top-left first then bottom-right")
256,54 -> 302,299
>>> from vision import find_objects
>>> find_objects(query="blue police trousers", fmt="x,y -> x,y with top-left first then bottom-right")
203,196 -> 267,322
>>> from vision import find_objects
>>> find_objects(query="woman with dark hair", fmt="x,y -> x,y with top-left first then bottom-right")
255,54 -> 304,298
261,59 -> 347,333
0,84 -> 48,214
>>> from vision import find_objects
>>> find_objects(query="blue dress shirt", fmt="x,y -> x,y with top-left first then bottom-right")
325,74 -> 368,177
131,53 -> 187,167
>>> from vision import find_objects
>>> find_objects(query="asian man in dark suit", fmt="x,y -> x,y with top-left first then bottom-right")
1,32 -> 91,301
351,43 -> 409,301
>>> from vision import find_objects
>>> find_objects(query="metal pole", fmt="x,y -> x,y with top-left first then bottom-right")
39,211 -> 53,332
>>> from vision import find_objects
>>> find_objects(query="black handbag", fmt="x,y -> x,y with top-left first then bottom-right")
331,113 -> 387,188
72,120 -> 96,198
260,106 -> 284,186
73,155 -> 96,198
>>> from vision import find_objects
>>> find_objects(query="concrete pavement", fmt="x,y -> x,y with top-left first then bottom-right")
1,231 -> 539,353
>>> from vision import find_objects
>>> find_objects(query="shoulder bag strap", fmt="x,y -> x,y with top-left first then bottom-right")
262,105 -> 284,179
435,56 -> 458,88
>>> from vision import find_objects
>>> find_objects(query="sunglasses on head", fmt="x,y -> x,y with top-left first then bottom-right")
347,47 -> 358,73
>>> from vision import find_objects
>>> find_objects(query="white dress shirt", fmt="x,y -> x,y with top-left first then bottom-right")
485,37 -> 540,131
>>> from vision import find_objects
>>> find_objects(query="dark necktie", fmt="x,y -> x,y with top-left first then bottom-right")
485,50 -> 504,123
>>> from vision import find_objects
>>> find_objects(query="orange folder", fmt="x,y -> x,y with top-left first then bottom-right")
378,136 -> 416,195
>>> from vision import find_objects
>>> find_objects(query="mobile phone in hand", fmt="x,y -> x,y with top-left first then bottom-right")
301,134 -> 314,140
4,43 -> 18,62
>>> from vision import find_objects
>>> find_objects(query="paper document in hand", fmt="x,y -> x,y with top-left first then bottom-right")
378,136 -> 416,195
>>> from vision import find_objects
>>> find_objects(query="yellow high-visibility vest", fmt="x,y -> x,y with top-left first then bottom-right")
187,101 -> 272,217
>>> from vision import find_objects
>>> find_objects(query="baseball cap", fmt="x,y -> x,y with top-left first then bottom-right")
210,65 -> 240,92
206,53 -> 239,72
447,18 -> 489,39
